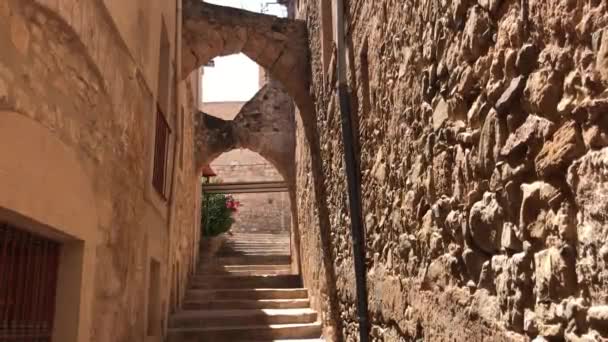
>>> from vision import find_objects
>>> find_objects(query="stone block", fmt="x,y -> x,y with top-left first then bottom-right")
535,120 -> 585,177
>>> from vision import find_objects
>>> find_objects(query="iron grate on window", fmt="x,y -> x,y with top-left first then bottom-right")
0,223 -> 61,342
153,106 -> 171,199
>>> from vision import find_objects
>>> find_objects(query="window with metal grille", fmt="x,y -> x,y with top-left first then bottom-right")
153,107 -> 171,199
320,0 -> 334,80
0,223 -> 61,342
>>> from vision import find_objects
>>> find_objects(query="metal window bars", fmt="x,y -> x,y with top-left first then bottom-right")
153,106 -> 171,199
0,223 -> 61,342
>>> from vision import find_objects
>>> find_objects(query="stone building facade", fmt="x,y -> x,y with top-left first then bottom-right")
0,1 -> 201,342
293,0 -> 608,341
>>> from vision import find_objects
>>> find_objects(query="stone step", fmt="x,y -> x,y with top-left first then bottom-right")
224,240 -> 290,243
224,241 -> 289,244
223,240 -> 290,244
169,308 -> 318,328
220,246 -> 289,250
219,246 -> 290,250
216,255 -> 290,265
225,234 -> 290,241
225,239 -> 290,243
205,264 -> 292,271
198,264 -> 293,276
220,243 -> 290,250
217,249 -> 290,253
216,252 -> 291,256
198,269 -> 294,277
255,339 -> 325,342
182,298 -> 311,310
228,233 -> 290,237
186,288 -> 308,301
167,322 -> 323,341
190,274 -> 302,289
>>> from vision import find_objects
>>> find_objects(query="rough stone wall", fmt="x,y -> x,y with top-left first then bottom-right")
212,156 -> 290,234
295,0 -> 608,340
0,1 -> 200,342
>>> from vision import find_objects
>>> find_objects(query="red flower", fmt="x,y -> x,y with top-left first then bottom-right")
225,196 -> 239,211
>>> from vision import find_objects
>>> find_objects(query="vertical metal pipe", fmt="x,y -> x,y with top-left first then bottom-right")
335,0 -> 370,340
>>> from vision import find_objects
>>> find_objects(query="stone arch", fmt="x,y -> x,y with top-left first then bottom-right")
196,81 -> 295,185
0,111 -> 98,342
196,80 -> 302,273
181,0 -> 314,129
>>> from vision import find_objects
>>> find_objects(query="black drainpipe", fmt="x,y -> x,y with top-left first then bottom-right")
335,0 -> 370,339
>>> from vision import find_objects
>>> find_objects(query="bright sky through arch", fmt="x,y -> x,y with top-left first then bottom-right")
202,0 -> 287,103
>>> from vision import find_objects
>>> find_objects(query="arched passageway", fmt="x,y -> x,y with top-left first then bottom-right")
182,0 -> 313,125
195,80 -> 296,185
205,149 -> 291,234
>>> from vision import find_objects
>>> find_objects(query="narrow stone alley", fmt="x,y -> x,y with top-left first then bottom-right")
168,231 -> 323,341
2,0 -> 608,341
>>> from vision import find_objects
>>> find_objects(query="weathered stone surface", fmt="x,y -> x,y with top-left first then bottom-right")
596,29 -> 608,82
501,115 -> 556,158
462,6 -> 491,63
535,121 -> 585,177
1,2 -> 202,342
478,109 -> 507,176
523,68 -> 563,120
468,94 -> 491,129
501,222 -> 522,252
433,98 -> 449,130
534,246 -> 577,302
478,0 -> 502,15
516,44 -> 539,75
520,181 -> 560,242
587,306 -> 608,333
495,76 -> 526,115
294,0 -> 608,339
469,192 -> 504,254
567,148 -> 608,304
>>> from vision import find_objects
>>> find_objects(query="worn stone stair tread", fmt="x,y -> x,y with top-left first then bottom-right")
173,308 -> 316,318
255,339 -> 325,342
190,274 -> 302,288
170,308 -> 317,328
182,298 -> 311,310
194,274 -> 299,279
199,269 -> 294,276
203,264 -> 292,270
217,251 -> 291,254
169,230 -> 322,342
235,340 -> 324,342
186,288 -> 309,300
200,271 -> 294,277
216,256 -> 291,265
168,321 -> 322,333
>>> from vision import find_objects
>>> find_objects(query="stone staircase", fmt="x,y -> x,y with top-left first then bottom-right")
167,232 -> 323,342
